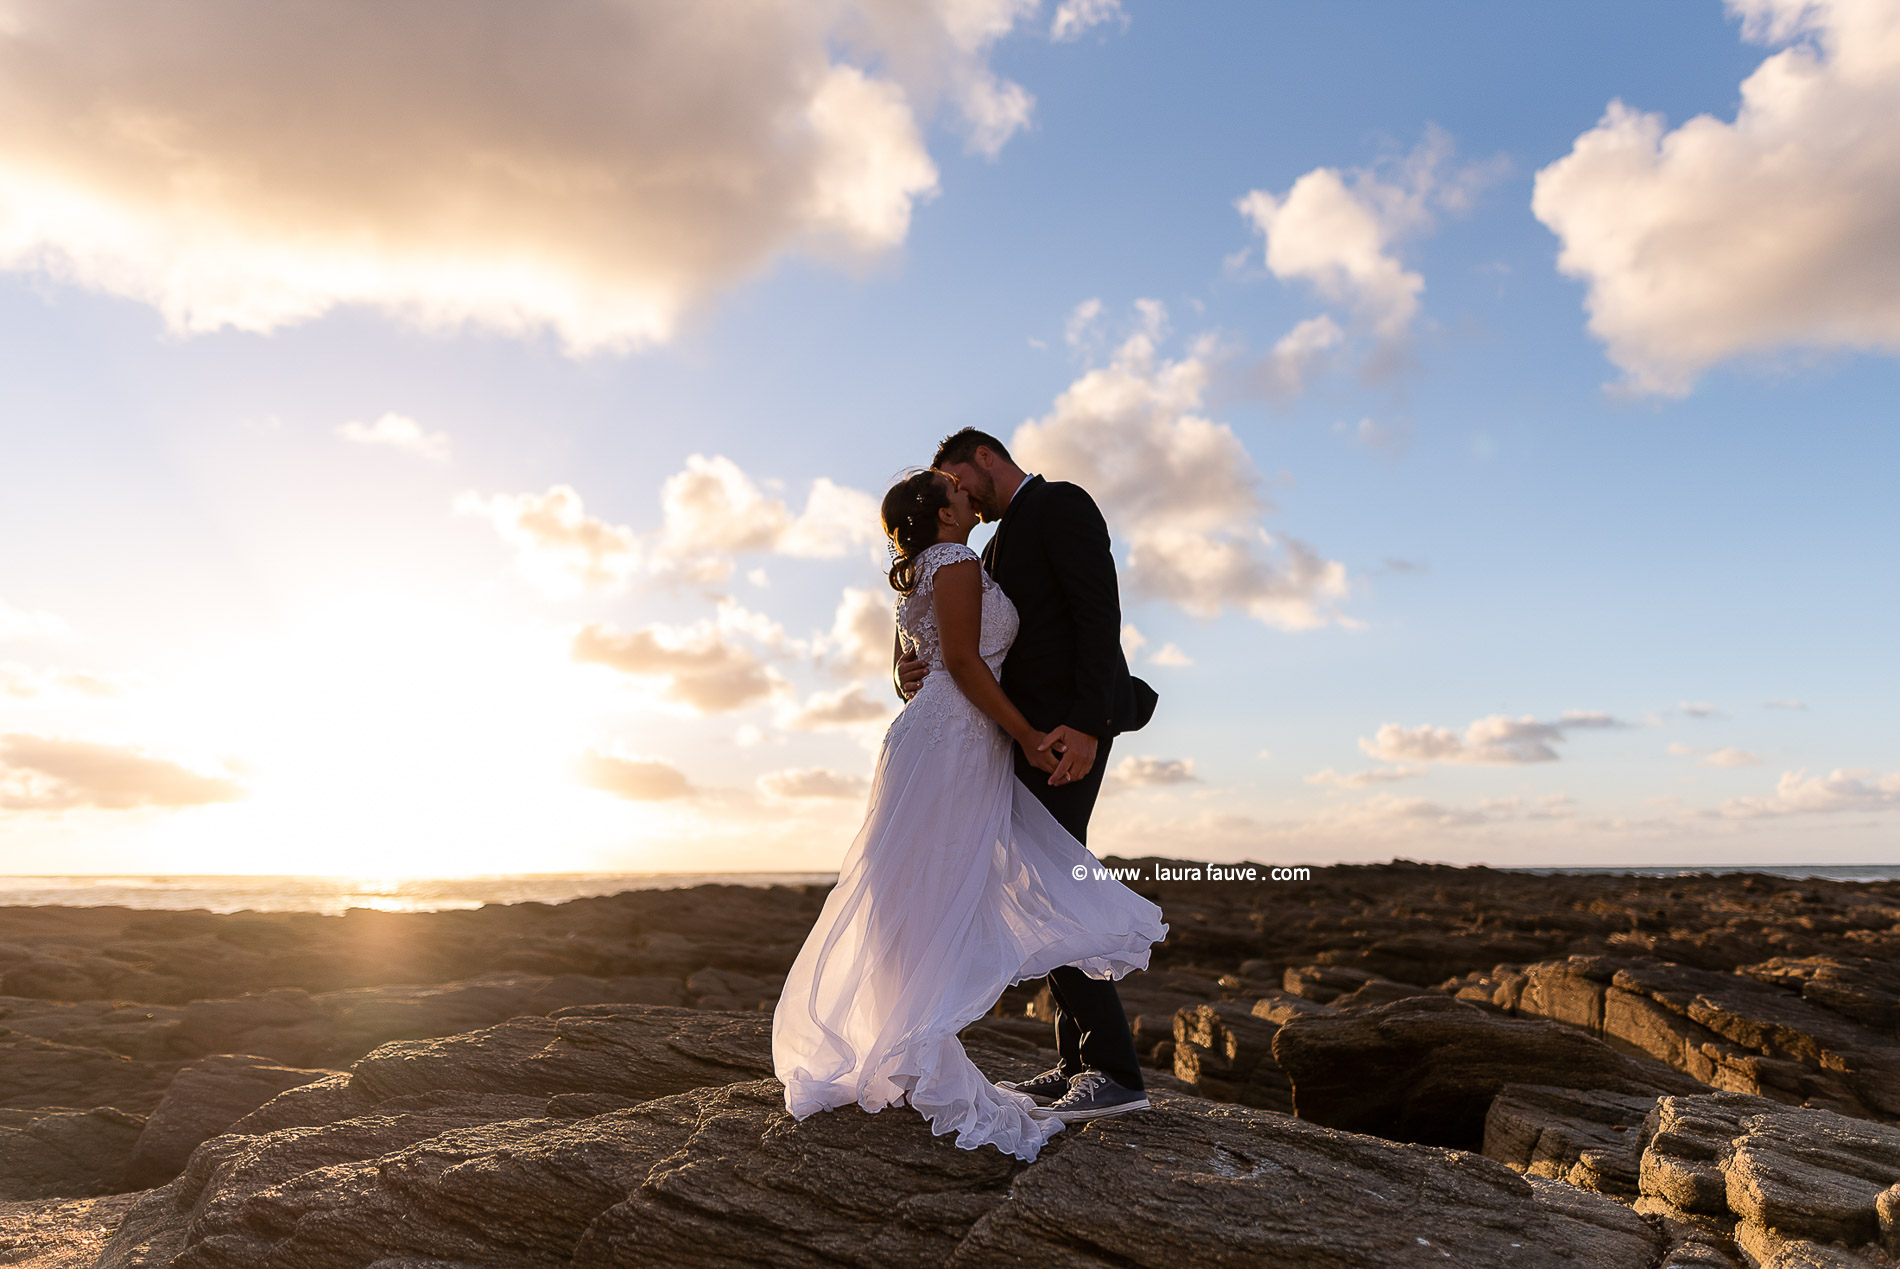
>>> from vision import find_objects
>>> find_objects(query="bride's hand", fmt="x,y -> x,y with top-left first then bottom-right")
1021,731 -> 1061,774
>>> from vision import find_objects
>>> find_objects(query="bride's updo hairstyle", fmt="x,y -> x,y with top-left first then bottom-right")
882,469 -> 952,594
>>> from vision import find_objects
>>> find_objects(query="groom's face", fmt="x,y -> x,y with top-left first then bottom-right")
940,461 -> 1001,521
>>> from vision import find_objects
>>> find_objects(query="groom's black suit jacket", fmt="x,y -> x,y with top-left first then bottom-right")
981,476 -> 1155,741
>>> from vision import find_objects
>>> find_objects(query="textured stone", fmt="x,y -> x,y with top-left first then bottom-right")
951,1094 -> 1664,1268
1742,956 -> 1900,1040
1169,1001 -> 1291,1111
1635,1094 -> 1900,1266
579,1080 -> 1024,1269
0,1106 -> 145,1199
1282,963 -> 1381,1003
349,1005 -> 776,1106
1497,956 -> 1900,1121
1484,1083 -> 1659,1197
0,1032 -> 172,1113
123,1053 -> 339,1188
95,1103 -> 559,1269
1273,994 -> 1706,1148
98,1075 -> 1670,1269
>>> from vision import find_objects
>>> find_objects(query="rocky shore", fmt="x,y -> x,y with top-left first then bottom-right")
3,860 -> 1898,1266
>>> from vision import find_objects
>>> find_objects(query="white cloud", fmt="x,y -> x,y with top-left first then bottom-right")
1103,755 -> 1198,792
1010,318 -> 1349,629
781,683 -> 893,731
759,767 -> 869,799
1236,128 -> 1492,348
1359,711 -> 1627,765
1532,0 -> 1900,395
0,733 -> 242,811
572,622 -> 784,715
455,485 -> 640,598
818,588 -> 894,680
1679,700 -> 1722,718
1305,765 -> 1424,790
0,1 -> 1055,351
650,455 -> 880,583
1238,171 -> 1423,343
1050,0 -> 1128,42
1765,698 -> 1809,710
460,456 -> 880,593
1249,315 -> 1344,399
0,663 -> 126,700
577,751 -> 692,801
1723,766 -> 1900,818
1065,297 -> 1104,350
1149,643 -> 1193,667
336,412 -> 450,462
0,600 -> 66,641
711,599 -> 809,660
1670,743 -> 1767,768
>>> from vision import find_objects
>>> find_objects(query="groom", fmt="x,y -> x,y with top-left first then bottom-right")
894,427 -> 1157,1123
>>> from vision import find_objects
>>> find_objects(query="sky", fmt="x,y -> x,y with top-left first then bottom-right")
1,0 -> 1896,876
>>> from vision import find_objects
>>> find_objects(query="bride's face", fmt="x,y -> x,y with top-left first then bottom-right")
938,473 -> 978,536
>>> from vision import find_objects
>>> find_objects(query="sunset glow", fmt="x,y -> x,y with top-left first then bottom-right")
3,1 -> 1896,875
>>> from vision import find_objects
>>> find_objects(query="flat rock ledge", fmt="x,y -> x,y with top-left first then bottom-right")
72,1003 -> 1664,1269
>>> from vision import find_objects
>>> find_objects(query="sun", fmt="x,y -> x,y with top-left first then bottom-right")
127,589 -> 658,877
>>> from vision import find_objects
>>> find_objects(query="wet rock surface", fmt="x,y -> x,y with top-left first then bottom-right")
0,860 -> 1892,1265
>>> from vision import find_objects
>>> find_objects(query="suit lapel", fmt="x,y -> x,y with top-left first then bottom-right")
986,474 -> 1040,577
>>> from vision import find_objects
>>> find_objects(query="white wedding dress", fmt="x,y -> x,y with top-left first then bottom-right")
772,541 -> 1168,1161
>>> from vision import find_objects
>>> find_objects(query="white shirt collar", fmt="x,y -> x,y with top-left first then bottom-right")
1006,473 -> 1039,507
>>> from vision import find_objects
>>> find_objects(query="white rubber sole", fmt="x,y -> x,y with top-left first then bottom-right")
1030,1096 -> 1150,1123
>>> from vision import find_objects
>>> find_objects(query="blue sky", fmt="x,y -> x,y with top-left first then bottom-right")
1,0 -> 1895,874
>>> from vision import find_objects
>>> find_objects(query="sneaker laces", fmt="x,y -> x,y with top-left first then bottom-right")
1060,1071 -> 1110,1102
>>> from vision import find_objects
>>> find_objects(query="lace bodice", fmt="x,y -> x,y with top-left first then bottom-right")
896,542 -> 1017,676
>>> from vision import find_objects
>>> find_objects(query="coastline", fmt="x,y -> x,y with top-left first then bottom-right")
3,858 -> 1897,1266
1,860 -> 1895,916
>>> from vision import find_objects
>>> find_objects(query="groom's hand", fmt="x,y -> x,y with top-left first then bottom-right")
896,650 -> 929,699
1038,726 -> 1098,787
1022,732 -> 1061,775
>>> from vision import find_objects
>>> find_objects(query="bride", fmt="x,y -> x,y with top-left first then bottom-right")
771,467 -> 1168,1161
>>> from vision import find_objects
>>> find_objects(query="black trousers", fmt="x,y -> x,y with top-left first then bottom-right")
1012,735 -> 1144,1091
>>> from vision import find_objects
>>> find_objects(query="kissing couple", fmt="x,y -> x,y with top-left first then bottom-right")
771,427 -> 1168,1161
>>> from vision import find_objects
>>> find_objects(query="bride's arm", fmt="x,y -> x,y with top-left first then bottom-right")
932,559 -> 1052,764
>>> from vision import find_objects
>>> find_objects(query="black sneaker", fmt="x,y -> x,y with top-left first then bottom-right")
996,1066 -> 1072,1105
1028,1070 -> 1149,1122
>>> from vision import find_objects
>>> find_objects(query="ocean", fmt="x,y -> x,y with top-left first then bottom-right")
0,864 -> 1893,915
0,873 -> 839,916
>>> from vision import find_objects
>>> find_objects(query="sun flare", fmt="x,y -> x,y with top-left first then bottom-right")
126,591 -> 660,876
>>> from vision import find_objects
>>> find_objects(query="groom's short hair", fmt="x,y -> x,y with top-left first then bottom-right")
933,428 -> 1014,470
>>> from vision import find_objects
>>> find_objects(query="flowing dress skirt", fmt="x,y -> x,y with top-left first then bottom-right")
772,677 -> 1168,1161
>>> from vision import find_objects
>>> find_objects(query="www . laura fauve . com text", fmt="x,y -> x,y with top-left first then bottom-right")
1073,864 -> 1311,882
